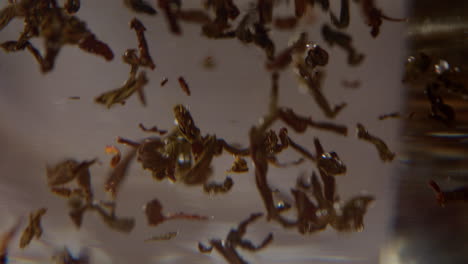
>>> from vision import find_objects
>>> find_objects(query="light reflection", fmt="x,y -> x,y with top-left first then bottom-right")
426,131 -> 468,138
259,246 -> 366,263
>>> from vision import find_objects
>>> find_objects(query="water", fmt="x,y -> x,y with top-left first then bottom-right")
0,1 -> 406,263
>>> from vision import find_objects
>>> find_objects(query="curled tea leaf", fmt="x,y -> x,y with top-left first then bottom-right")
429,180 -> 468,207
356,123 -> 395,162
158,0 -> 182,35
105,145 -> 122,168
138,123 -> 168,135
144,198 -> 208,227
95,71 -> 149,108
19,208 -> 47,249
204,177 -> 234,194
329,0 -> 350,29
130,18 -> 156,69
105,149 -> 137,199
378,112 -> 401,120
145,231 -> 178,242
296,65 -> 347,119
227,157 -> 248,173
321,24 -> 364,66
178,76 -> 191,96
64,0 -> 80,14
0,221 -> 20,263
124,0 -> 157,15
160,77 -> 168,86
356,0 -> 405,37
199,213 -> 273,263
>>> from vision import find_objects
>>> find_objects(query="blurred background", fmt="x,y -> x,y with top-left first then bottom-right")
382,1 -> 468,264
0,0 -> 413,263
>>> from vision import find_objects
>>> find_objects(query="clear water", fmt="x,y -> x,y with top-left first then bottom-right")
0,1 -> 407,263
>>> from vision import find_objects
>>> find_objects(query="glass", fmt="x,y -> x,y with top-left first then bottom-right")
381,1 -> 468,264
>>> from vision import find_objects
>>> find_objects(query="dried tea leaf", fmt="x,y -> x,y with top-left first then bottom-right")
177,9 -> 211,24
310,172 -> 328,208
234,8 -> 275,59
117,136 -> 141,147
278,108 -> 308,133
105,145 -> 122,168
198,242 -> 213,253
180,136 -> 216,185
329,0 -> 349,29
429,180 -> 468,207
199,213 -> 273,264
217,139 -> 251,156
19,208 -> 47,249
305,44 -> 329,68
356,123 -> 395,162
178,76 -> 191,96
145,231 -> 178,242
95,71 -> 149,108
313,0 -> 330,11
75,159 -> 97,201
318,169 -> 336,203
158,0 -> 182,35
0,5 -> 16,31
277,108 -> 347,136
250,128 -> 297,227
144,198 -> 165,226
425,83 -> 455,125
136,138 -> 175,181
266,32 -> 307,71
314,138 -> 346,175
291,188 -> 326,234
173,104 -> 201,142
124,0 -> 157,15
202,56 -> 216,69
0,221 -> 20,263
166,212 -> 209,221
47,159 -> 80,186
258,0 -> 273,24
139,123 -> 168,135
295,66 -> 347,119
93,205 -> 135,233
294,0 -> 306,17
45,13 -> 114,69
51,187 -> 73,198
378,112 -> 401,120
105,148 -> 137,199
227,157 -> 248,173
330,195 -> 374,232
321,24 -> 364,66
307,120 -> 348,135
64,0 -> 80,14
252,23 -> 275,60
130,18 -> 156,69
294,171 -> 373,233
356,0 -> 405,37
160,77 -> 168,86
403,53 -> 432,82
69,206 -> 87,228
204,176 -> 234,194
144,198 -> 208,226
273,16 -> 298,30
